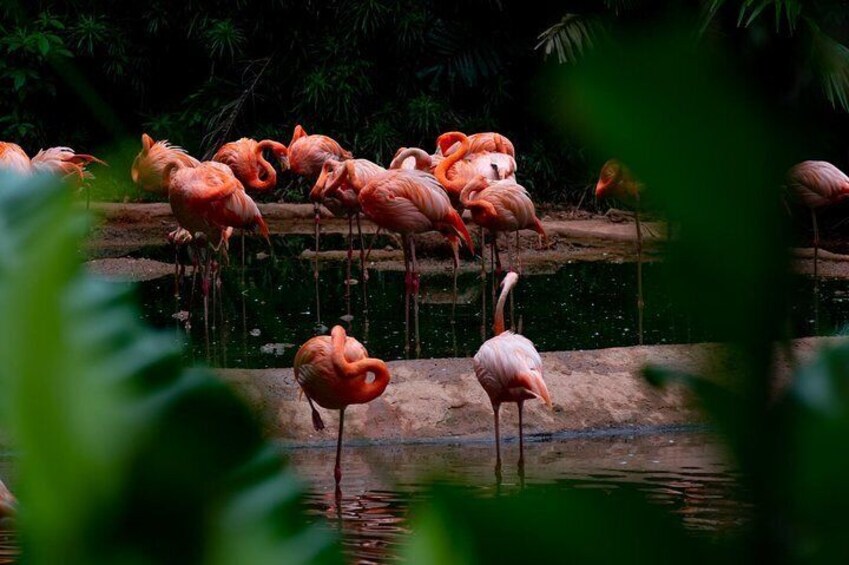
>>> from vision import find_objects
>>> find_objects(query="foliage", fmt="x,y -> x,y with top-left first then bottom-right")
0,173 -> 340,564
406,18 -> 849,565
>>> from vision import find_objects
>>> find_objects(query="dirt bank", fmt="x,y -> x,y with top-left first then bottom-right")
219,337 -> 832,445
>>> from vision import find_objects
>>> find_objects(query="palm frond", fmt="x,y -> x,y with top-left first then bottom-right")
535,14 -> 597,64
810,23 -> 849,111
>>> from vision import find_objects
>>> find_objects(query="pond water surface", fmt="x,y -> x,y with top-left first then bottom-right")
129,236 -> 849,369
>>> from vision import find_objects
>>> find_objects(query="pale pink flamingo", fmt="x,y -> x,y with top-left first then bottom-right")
435,131 -> 516,208
212,137 -> 288,191
0,142 -> 32,175
786,160 -> 849,279
596,158 -> 647,344
30,146 -> 105,181
359,169 -> 475,351
294,325 -> 390,486
359,168 -> 474,293
440,131 -> 515,159
131,133 -> 199,194
0,478 -> 15,520
460,175 -> 547,274
311,158 -> 385,299
474,271 -> 551,473
389,147 -> 440,172
285,124 -> 353,288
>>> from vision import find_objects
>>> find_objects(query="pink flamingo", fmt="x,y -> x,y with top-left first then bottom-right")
786,160 -> 849,279
596,158 -> 647,344
440,131 -> 515,159
294,325 -> 390,486
131,133 -> 199,194
312,158 -> 386,296
0,478 -> 15,520
474,271 -> 551,473
435,131 -> 516,208
460,175 -> 547,274
389,147 -> 440,172
212,137 -> 288,191
359,169 -> 475,350
0,142 -> 32,175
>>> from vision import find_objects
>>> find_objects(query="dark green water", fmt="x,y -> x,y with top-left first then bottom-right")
127,235 -> 848,369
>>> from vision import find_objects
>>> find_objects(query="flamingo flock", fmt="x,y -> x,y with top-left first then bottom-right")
1,128 -> 847,488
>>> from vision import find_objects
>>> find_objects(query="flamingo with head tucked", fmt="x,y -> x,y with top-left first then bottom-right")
474,271 -> 551,475
435,131 -> 516,208
440,131 -> 516,159
132,133 -> 200,195
213,137 -> 288,191
389,147 -> 439,172
0,142 -> 33,175
31,146 -> 105,181
786,160 -> 849,280
294,325 -> 390,486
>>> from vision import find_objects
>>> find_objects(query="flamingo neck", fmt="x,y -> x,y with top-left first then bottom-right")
330,327 -> 390,404
493,276 -> 517,335
390,148 -> 432,170
435,134 -> 469,194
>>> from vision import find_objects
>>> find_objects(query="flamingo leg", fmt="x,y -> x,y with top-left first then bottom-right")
493,402 -> 502,478
508,232 -> 515,331
173,242 -> 180,299
410,236 -> 421,357
357,213 -> 369,312
516,230 -> 522,274
346,214 -> 353,316
812,208 -> 819,281
403,235 -> 411,356
334,407 -> 346,486
480,227 -> 487,341
518,400 -> 525,471
451,238 -> 460,315
313,202 -> 321,281
635,197 -> 644,346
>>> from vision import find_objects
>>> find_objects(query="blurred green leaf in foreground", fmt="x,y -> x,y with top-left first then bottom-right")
405,13 -> 849,565
0,172 -> 340,564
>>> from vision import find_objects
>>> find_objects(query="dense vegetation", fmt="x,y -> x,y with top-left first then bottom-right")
2,1 -> 849,204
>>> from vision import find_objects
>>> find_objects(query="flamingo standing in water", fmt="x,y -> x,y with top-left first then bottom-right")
294,325 -> 390,487
459,175 -> 547,274
164,160 -> 269,327
359,168 -> 474,352
434,131 -> 516,208
786,161 -> 849,279
212,138 -> 288,191
311,158 -> 385,303
474,271 -> 551,474
285,124 -> 353,311
596,159 -> 647,344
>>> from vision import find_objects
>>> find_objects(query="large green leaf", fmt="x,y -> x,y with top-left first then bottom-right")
0,173 -> 341,564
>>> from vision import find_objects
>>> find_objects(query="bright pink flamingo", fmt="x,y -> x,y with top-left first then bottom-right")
474,271 -> 551,474
596,158 -> 647,344
131,133 -> 199,194
294,325 -> 390,486
786,160 -> 849,279
212,137 -> 288,191
164,160 -> 269,325
460,175 -> 547,274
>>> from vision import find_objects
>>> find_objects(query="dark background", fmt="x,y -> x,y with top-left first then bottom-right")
2,0 -> 848,205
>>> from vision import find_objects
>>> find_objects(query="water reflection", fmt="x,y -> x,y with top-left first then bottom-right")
292,430 -> 745,564
125,235 -> 849,369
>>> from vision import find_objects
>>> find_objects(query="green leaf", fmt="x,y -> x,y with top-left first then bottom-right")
0,175 -> 341,564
